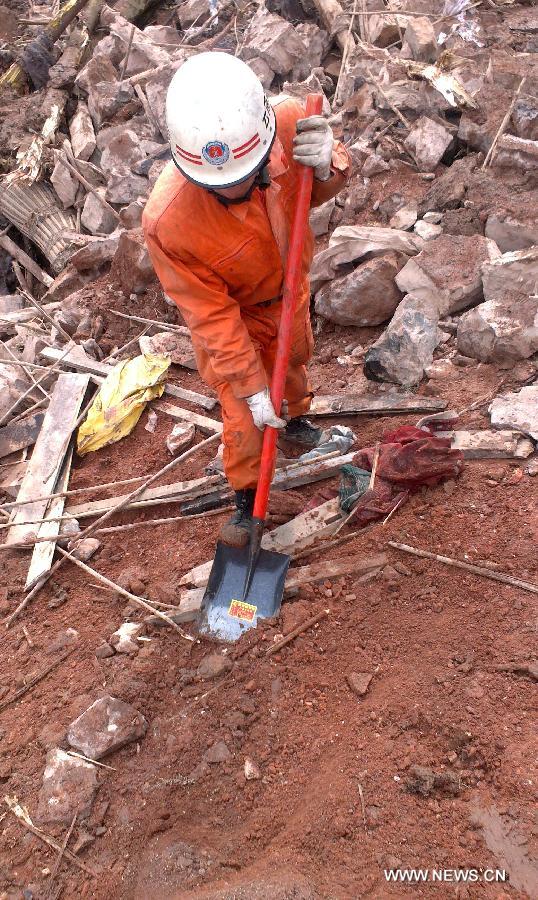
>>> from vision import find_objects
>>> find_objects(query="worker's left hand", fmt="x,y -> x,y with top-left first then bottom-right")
293,116 -> 333,181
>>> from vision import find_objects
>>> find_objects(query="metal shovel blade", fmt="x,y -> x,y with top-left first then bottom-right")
197,541 -> 290,642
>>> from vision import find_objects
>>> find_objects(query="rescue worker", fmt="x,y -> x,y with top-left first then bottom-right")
143,52 -> 350,546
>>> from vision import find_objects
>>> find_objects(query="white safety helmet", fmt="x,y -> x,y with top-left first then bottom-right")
166,52 -> 276,188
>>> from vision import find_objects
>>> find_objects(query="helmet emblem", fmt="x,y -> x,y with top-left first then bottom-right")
202,141 -> 230,166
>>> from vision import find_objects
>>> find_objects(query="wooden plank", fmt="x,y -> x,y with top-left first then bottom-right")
152,400 -> 222,435
0,413 -> 45,459
273,452 -> 355,490
66,473 -> 224,519
164,382 -> 218,412
181,497 -> 342,588
0,301 -> 61,328
7,373 -> 90,546
174,552 -> 388,622
309,394 -> 447,417
42,346 -> 219,413
25,446 -> 73,591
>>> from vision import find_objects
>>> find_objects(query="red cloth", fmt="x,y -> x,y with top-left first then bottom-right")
353,426 -> 464,491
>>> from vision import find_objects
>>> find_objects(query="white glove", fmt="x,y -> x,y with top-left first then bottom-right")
293,115 -> 334,181
246,388 -> 286,431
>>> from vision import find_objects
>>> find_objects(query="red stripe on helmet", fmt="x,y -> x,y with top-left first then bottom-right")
232,133 -> 260,154
233,137 -> 261,160
176,148 -> 203,165
176,144 -> 201,160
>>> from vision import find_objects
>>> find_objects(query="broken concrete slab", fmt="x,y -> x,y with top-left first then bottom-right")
395,234 -> 500,316
37,748 -> 97,824
69,103 -> 96,162
401,16 -> 438,63
364,293 -> 440,388
489,385 -> 538,441
482,246 -> 538,303
310,225 -> 423,293
404,116 -> 454,173
242,8 -> 306,76
314,253 -> 405,326
457,296 -> 538,363
447,430 -> 534,460
67,695 -> 148,759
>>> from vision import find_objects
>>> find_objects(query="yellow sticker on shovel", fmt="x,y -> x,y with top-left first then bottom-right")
228,600 -> 257,622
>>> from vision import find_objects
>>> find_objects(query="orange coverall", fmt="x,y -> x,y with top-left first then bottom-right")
143,97 -> 350,490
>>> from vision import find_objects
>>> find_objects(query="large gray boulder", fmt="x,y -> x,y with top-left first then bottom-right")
457,296 -> 538,363
363,293 -> 440,388
314,253 -> 405,326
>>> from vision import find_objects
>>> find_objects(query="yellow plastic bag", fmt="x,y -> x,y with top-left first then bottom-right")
77,353 -> 170,455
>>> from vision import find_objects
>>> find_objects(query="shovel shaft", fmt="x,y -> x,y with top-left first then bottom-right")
253,92 -> 323,522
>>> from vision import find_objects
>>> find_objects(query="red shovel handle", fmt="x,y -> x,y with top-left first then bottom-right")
253,93 -> 323,521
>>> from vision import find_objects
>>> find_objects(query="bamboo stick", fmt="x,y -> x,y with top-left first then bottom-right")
266,609 -> 329,656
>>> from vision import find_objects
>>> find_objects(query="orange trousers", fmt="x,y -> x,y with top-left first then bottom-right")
195,299 -> 314,490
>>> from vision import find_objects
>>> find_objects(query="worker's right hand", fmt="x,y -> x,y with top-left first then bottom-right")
245,388 -> 286,431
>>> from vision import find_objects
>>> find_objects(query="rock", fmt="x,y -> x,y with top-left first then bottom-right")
145,61 -> 185,140
80,193 -> 118,236
423,211 -> 442,224
143,25 -> 183,47
341,181 -> 371,223
494,134 -> 538,171
110,622 -> 144,654
309,198 -> 335,237
457,297 -> 538,364
178,0 -> 210,28
110,228 -> 155,295
72,538 -> 101,562
119,199 -> 144,229
485,214 -> 538,253
283,71 -> 331,117
71,235 -> 120,272
204,740 -> 232,764
75,54 -> 117,96
482,246 -> 538,304
414,220 -> 443,241
315,252 -> 405,326
69,103 -> 96,162
364,293 -> 440,387
401,16 -> 438,62
404,116 -> 454,173
418,153 -> 479,215
37,749 -> 97,824
117,566 -> 146,595
512,96 -> 538,141
458,83 -> 508,154
51,155 -> 78,209
197,653 -> 233,681
244,757 -> 261,780
442,207 -> 483,237
362,154 -> 390,177
346,672 -> 373,697
242,8 -> 306,76
87,82 -> 134,129
389,203 -> 418,230
166,422 -> 196,456
395,234 -> 499,316
291,23 -> 330,81
46,628 -> 79,653
105,169 -> 148,205
247,57 -> 274,89
101,130 -> 144,174
148,158 -> 168,190
138,331 -> 195,367
67,695 -> 148,759
489,386 -> 538,441
95,643 -> 115,659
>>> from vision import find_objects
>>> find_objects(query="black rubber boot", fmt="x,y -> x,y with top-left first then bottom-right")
219,488 -> 255,548
284,416 -> 322,448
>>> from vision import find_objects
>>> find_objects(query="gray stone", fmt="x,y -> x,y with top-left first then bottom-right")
70,234 -> 120,271
401,16 -> 438,62
145,60 -> 185,140
75,54 -> 117,95
404,116 -> 454,173
485,214 -> 538,253
389,203 -> 418,230
197,653 -> 233,681
362,154 -> 390,177
51,155 -> 78,209
110,622 -> 144,654
204,740 -> 232,764
100,130 -> 144,174
489,385 -> 538,441
247,57 -> 274,90
111,228 -> 155,295
414,220 -> 443,241
67,695 -> 148,759
291,23 -> 330,81
457,296 -> 538,363
87,82 -> 134,129
364,293 -> 440,388
395,234 -> 500,316
242,8 -> 306,76
315,252 -> 405,326
309,198 -> 335,237
69,103 -> 96,162
282,71 -> 331,116
81,191 -> 118,236
105,169 -> 149,205
346,672 -> 373,697
37,749 -> 97,824
494,134 -> 538,171
482,246 -> 538,304
512,96 -> 538,141
178,0 -> 210,29
119,199 -> 144,229
143,25 -> 183,47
